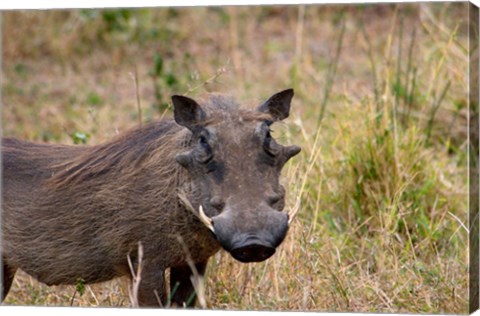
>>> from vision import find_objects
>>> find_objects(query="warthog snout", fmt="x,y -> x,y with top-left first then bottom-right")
208,206 -> 289,262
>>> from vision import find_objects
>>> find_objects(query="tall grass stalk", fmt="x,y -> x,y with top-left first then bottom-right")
394,15 -> 404,118
404,28 -> 417,107
291,4 -> 305,92
316,16 -> 346,130
127,242 -> 144,308
405,67 -> 417,123
361,21 -> 381,111
425,80 -> 451,144
129,67 -> 142,127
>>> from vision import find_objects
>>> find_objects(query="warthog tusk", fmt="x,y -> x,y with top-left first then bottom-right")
287,198 -> 301,225
198,205 -> 214,233
177,190 -> 215,233
177,190 -> 195,213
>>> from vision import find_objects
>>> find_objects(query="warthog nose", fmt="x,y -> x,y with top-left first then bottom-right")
230,244 -> 276,263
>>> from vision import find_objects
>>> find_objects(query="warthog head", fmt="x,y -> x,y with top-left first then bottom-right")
173,89 -> 301,263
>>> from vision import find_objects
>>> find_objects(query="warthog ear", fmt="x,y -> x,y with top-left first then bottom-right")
284,145 -> 301,160
257,89 -> 294,121
172,95 -> 206,131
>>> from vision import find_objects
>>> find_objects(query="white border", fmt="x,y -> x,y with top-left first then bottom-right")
0,306 -> 469,316
0,0 -> 477,10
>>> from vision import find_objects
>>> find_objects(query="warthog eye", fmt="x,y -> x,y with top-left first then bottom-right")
263,129 -> 279,157
199,135 -> 208,146
195,135 -> 213,163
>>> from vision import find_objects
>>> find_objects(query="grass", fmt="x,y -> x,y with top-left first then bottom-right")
1,3 -> 470,313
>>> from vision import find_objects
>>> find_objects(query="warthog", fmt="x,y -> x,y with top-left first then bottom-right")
1,89 -> 301,307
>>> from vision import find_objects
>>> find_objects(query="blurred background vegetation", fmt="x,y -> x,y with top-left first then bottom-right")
1,3 -> 471,313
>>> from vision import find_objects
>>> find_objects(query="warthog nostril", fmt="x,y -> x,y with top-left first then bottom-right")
230,244 -> 276,263
267,194 -> 283,207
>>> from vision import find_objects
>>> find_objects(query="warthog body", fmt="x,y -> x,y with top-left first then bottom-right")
1,89 -> 300,307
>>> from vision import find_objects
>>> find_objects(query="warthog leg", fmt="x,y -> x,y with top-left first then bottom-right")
169,261 -> 207,308
136,261 -> 166,307
1,257 -> 17,302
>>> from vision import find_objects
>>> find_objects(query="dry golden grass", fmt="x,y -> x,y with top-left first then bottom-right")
1,3 -> 470,313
